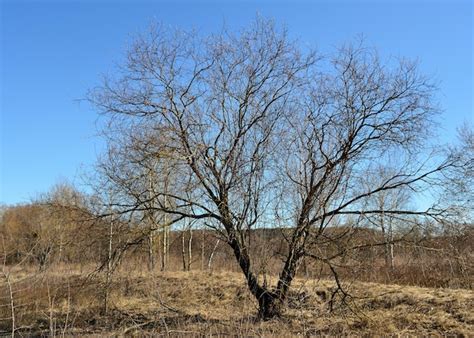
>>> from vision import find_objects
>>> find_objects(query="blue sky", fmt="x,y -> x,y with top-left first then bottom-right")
1,0 -> 472,205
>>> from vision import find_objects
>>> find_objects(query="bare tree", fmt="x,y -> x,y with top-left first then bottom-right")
187,225 -> 193,271
89,19 -> 455,318
207,238 -> 220,273
179,219 -> 193,271
360,165 -> 412,270
440,123 -> 474,225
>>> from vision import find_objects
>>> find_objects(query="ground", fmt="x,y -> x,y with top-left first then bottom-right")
2,268 -> 473,336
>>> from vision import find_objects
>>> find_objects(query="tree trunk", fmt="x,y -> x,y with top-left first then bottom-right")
58,223 -> 63,265
382,220 -> 396,272
161,227 -> 168,271
207,239 -> 220,272
257,224 -> 307,319
201,231 -> 205,270
157,230 -> 162,271
181,230 -> 186,271
187,228 -> 192,271
104,219 -> 113,315
165,226 -> 169,267
389,242 -> 394,270
147,171 -> 156,271
227,235 -> 287,319
388,221 -> 394,270
258,292 -> 284,320
380,214 -> 392,271
148,231 -> 155,271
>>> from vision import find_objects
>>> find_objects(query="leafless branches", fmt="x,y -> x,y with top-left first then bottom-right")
87,18 -> 462,319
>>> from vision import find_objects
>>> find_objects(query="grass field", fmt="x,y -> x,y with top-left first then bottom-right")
1,267 -> 473,336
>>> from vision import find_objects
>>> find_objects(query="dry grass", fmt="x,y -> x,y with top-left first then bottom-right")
1,267 -> 473,336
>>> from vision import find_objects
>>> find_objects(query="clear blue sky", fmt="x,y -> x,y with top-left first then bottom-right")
1,0 -> 472,205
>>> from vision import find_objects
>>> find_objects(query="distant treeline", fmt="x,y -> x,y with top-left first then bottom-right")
1,201 -> 472,289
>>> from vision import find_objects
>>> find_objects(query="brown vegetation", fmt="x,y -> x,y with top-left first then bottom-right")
0,266 -> 472,336
0,200 -> 472,335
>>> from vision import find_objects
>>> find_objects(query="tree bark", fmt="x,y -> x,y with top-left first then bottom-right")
187,228 -> 192,271
258,291 -> 284,319
207,239 -> 220,272
227,235 -> 287,319
148,231 -> 155,271
161,227 -> 168,271
181,230 -> 186,271
104,219 -> 113,315
201,231 -> 205,271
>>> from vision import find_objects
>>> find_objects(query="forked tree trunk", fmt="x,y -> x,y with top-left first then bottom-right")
258,291 -> 284,319
256,266 -> 301,319
227,234 -> 301,320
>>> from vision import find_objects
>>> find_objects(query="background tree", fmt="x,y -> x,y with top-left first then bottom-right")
1,204 -> 54,269
359,165 -> 412,271
440,123 -> 473,226
0,182 -> 92,269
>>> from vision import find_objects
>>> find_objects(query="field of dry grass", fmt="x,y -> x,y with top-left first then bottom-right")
1,266 -> 473,336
